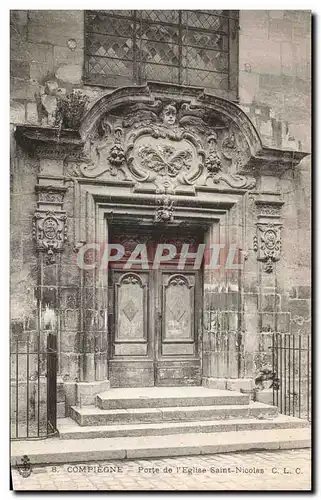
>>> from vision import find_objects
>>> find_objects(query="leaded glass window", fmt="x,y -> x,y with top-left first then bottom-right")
84,10 -> 239,99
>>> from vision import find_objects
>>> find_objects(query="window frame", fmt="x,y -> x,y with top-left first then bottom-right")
83,10 -> 239,100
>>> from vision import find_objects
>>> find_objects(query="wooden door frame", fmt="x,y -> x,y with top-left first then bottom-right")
75,187 -> 237,386
107,221 -> 206,387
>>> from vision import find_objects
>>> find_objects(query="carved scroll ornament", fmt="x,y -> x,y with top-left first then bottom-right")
64,94 -> 256,192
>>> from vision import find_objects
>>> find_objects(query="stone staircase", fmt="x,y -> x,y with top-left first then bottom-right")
11,387 -> 310,465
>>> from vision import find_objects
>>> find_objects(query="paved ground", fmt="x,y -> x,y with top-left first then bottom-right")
12,449 -> 311,491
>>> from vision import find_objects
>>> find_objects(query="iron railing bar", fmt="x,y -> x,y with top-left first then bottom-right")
11,334 -> 58,440
276,333 -> 279,408
288,334 -> 291,416
280,333 -> 283,414
293,334 -> 295,417
284,334 -> 287,415
15,337 -> 19,439
37,332 -> 40,437
26,338 -> 29,437
299,335 -> 301,419
285,334 -> 287,414
272,332 -> 275,406
307,334 -> 310,421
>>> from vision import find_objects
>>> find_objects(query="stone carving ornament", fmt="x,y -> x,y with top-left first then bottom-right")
38,191 -> 64,203
154,193 -> 174,224
125,101 -> 206,190
33,210 -> 67,264
253,223 -> 282,273
65,90 -> 255,192
204,133 -> 222,178
257,203 -> 281,217
71,116 -> 128,179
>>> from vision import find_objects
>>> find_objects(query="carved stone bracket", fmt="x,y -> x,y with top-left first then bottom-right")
254,223 -> 282,273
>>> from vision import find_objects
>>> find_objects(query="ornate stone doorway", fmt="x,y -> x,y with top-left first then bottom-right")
13,81 -> 307,408
108,225 -> 204,387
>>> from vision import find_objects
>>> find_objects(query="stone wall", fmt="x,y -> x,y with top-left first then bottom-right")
11,10 -> 311,151
10,10 -> 311,407
239,10 -> 311,152
10,10 -> 108,127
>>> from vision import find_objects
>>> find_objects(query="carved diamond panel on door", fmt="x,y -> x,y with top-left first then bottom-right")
109,270 -> 154,387
163,274 -> 195,349
156,271 -> 201,386
114,272 -> 148,355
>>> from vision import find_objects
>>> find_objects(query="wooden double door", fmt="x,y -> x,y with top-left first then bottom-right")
108,267 -> 202,387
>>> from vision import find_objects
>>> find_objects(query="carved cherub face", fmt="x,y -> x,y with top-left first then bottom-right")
161,104 -> 177,126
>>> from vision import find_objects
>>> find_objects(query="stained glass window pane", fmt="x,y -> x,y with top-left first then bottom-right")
185,68 -> 229,90
84,10 -> 238,98
183,11 -> 229,32
86,12 -> 135,37
183,30 -> 228,52
141,63 -> 179,83
140,10 -> 179,24
86,34 -> 134,60
140,23 -> 180,44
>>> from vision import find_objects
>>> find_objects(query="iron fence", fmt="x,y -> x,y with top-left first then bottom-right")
10,332 -> 58,440
272,333 -> 311,422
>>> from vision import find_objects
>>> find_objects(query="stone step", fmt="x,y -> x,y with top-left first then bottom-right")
58,414 -> 309,440
11,427 -> 311,465
96,387 -> 249,410
70,402 -> 278,427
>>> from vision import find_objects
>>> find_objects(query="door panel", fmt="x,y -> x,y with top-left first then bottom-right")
115,272 -> 147,347
162,273 -> 195,352
109,270 -> 154,387
109,269 -> 201,387
155,270 -> 201,386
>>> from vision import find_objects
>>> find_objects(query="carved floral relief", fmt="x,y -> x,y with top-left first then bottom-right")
64,94 -> 255,192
